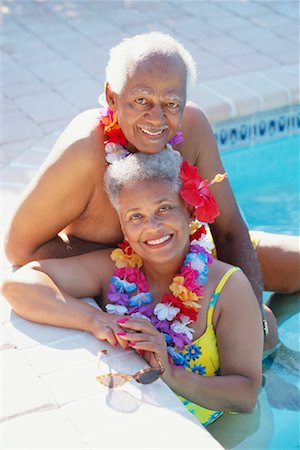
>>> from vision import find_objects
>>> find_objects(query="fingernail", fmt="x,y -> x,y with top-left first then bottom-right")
137,349 -> 145,356
116,317 -> 129,324
113,342 -> 118,346
116,331 -> 127,336
128,341 -> 136,347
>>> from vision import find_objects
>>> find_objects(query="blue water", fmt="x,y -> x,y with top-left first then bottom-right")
209,134 -> 300,450
221,134 -> 300,236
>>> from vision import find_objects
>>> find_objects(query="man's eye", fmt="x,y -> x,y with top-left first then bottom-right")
167,102 -> 179,109
135,98 -> 147,105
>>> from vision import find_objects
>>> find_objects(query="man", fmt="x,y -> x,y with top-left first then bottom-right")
4,32 -> 299,350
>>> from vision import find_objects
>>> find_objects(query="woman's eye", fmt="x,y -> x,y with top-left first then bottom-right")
129,213 -> 143,221
159,205 -> 171,212
135,98 -> 147,105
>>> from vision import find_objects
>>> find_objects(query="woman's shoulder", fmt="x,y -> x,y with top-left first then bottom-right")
209,260 -> 252,298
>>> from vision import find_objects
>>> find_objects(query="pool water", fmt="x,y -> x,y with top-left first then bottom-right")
221,134 -> 300,236
208,134 -> 300,450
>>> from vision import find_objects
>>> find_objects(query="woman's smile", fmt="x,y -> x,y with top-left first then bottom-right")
145,233 -> 173,247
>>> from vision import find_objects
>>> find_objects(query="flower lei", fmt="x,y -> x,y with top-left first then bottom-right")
100,105 -> 226,366
106,224 -> 214,366
99,107 -> 183,163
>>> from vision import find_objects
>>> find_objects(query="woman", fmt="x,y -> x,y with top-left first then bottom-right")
1,149 -> 263,427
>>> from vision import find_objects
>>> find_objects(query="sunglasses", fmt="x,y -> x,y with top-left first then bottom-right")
96,354 -> 165,389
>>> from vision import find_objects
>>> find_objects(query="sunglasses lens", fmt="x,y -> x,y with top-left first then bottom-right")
98,375 -> 126,388
136,369 -> 161,384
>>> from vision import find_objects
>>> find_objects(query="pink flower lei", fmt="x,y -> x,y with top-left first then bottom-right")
106,225 -> 214,366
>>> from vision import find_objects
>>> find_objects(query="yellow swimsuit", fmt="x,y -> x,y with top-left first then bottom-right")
177,267 -> 240,427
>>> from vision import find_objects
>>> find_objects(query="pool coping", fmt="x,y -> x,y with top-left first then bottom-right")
192,64 -> 299,125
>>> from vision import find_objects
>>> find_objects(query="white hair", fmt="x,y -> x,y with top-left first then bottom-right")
104,149 -> 182,211
105,32 -> 197,95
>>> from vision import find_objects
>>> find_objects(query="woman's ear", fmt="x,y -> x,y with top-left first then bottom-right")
187,204 -> 194,218
105,82 -> 117,111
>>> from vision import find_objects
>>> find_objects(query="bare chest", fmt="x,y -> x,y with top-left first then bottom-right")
63,182 -> 123,245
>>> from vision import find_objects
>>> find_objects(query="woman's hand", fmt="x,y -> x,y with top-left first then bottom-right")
89,312 -> 136,349
115,317 -> 170,373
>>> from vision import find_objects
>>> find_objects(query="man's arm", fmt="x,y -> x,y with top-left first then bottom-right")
5,112 -> 103,265
181,103 -> 263,305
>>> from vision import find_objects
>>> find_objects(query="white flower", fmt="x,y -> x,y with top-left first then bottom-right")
105,143 -> 129,163
191,234 -> 214,252
154,302 -> 180,321
188,253 -> 206,273
105,304 -> 128,315
170,316 -> 194,340
130,312 -> 151,321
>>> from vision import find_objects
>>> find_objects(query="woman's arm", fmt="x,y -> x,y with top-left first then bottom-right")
118,269 -> 263,413
1,250 -> 128,348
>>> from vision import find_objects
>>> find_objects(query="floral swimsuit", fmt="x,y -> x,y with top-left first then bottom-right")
177,267 -> 240,427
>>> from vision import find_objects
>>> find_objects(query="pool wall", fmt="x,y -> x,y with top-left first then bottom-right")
213,104 -> 300,151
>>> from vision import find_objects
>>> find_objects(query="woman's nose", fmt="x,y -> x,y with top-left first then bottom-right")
147,215 -> 163,230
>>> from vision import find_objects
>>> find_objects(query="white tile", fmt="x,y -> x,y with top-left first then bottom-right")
29,59 -> 88,84
42,361 -> 101,405
62,387 -> 186,435
2,111 -> 44,144
233,72 -> 290,111
10,149 -> 48,169
1,409 -> 89,449
85,407 -> 223,449
191,84 -> 233,124
22,332 -> 103,374
1,138 -> 40,163
14,91 -> 78,124
1,349 -> 56,420
54,79 -> 101,110
260,66 -> 300,103
202,78 -> 261,118
4,318 -> 85,350
1,165 -> 39,185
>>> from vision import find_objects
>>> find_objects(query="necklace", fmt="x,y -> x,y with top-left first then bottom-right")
99,107 -> 183,164
106,226 -> 214,366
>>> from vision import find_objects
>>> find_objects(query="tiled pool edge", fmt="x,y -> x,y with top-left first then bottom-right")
212,104 -> 300,151
192,64 -> 299,125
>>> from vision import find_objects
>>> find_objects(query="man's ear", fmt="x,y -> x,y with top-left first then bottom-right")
105,82 -> 117,111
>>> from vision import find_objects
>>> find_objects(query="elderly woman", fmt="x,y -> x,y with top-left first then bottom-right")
4,32 -> 299,351
1,149 -> 263,427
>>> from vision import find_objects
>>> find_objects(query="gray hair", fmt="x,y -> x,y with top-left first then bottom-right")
104,149 -> 182,211
105,32 -> 197,95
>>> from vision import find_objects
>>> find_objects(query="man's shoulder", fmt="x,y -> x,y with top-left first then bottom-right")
50,109 -> 105,165
183,101 -> 208,125
179,102 -> 216,163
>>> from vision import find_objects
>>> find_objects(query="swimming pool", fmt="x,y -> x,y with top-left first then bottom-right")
208,133 -> 300,450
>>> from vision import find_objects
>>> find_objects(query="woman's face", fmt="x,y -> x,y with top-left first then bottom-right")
106,54 -> 186,154
119,179 -> 190,265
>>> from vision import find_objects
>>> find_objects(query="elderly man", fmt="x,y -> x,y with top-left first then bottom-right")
4,32 -> 299,350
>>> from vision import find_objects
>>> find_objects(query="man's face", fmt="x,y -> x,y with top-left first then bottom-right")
107,54 -> 186,154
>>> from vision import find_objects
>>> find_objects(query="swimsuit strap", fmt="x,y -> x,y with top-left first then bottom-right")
207,267 -> 240,325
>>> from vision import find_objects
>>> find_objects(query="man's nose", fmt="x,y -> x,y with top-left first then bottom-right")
147,104 -> 165,123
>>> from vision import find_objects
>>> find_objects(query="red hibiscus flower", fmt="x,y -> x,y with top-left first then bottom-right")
179,160 -> 226,224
